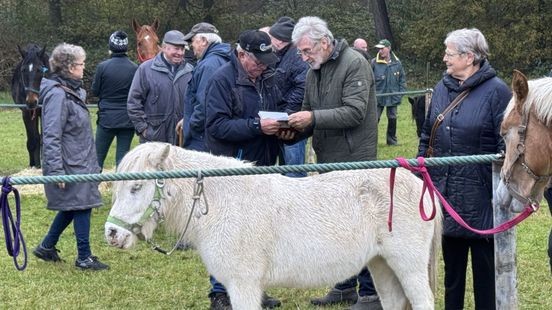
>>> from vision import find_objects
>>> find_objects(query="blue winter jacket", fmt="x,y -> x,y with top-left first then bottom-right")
205,51 -> 281,166
273,44 -> 308,113
183,42 -> 232,151
417,60 -> 511,238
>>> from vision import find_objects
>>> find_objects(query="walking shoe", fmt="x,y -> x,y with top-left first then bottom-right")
262,292 -> 281,308
210,292 -> 232,310
349,295 -> 383,310
33,244 -> 62,262
75,256 -> 109,270
310,287 -> 358,306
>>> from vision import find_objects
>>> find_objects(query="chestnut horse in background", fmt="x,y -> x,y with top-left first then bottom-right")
10,44 -> 50,168
132,18 -> 160,63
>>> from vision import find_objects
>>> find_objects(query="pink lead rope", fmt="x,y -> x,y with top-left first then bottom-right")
389,157 -> 538,235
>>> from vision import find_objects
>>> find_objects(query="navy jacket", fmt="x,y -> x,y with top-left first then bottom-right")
92,53 -> 138,129
205,51 -> 281,166
183,42 -> 232,151
273,44 -> 308,114
417,60 -> 511,238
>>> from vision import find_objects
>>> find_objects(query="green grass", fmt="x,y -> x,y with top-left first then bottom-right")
0,98 -> 551,309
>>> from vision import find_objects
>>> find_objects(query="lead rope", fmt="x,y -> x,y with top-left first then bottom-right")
152,171 -> 209,255
1,176 -> 27,270
389,157 -> 537,235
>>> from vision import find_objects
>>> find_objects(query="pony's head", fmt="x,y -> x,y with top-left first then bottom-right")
105,142 -> 251,249
132,18 -> 160,63
496,70 -> 552,211
13,44 -> 49,109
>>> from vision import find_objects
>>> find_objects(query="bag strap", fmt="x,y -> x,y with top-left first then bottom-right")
57,84 -> 85,105
426,89 -> 470,157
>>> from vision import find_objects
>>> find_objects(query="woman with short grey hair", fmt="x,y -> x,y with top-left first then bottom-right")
418,28 -> 511,309
34,43 -> 109,271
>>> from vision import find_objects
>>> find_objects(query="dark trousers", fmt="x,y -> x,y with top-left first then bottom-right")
442,236 -> 495,310
209,276 -> 227,295
334,267 -> 377,297
95,125 -> 135,169
544,187 -> 552,274
41,209 -> 92,260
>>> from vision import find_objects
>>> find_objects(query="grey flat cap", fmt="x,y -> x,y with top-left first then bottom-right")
163,30 -> 187,46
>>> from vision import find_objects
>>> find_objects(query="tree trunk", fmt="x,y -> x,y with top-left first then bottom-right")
48,0 -> 62,27
370,0 -> 394,47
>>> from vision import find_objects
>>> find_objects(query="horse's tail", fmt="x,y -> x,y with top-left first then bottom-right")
428,202 -> 443,295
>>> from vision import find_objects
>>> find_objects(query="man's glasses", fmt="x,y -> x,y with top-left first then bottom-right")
297,41 -> 319,57
443,50 -> 464,59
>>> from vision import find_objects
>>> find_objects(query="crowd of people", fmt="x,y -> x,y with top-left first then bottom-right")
30,14 -> 551,310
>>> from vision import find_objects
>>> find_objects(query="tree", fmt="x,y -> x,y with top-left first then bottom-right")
370,0 -> 394,45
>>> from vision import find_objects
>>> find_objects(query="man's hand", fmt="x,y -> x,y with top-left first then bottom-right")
276,129 -> 296,140
288,111 -> 313,131
260,119 -> 281,135
57,182 -> 65,189
175,119 -> 183,134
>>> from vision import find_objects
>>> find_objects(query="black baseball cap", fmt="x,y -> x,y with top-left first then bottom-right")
238,30 -> 278,66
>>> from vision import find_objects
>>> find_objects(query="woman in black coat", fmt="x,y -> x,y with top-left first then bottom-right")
417,28 -> 511,309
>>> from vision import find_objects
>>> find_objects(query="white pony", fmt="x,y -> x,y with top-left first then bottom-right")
105,142 -> 441,309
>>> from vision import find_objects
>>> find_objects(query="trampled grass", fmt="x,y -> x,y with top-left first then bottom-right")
0,97 -> 550,309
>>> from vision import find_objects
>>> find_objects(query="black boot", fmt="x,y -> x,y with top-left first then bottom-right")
310,287 -> 358,306
386,118 -> 398,145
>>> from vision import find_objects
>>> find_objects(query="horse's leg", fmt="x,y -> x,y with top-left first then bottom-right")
22,109 -> 41,168
368,257 -> 409,310
376,250 -> 435,310
225,280 -> 263,310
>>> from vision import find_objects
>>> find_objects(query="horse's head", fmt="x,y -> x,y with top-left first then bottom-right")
132,18 -> 160,63
15,44 -> 50,109
105,143 -> 174,249
496,70 -> 552,211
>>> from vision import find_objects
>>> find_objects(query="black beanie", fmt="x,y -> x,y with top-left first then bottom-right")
109,30 -> 128,53
269,16 -> 295,42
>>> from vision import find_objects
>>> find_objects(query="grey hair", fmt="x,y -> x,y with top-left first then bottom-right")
444,28 -> 488,65
196,32 -> 222,44
292,16 -> 334,45
49,43 -> 86,77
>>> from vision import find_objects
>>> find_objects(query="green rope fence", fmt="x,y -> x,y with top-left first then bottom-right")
4,154 -> 502,186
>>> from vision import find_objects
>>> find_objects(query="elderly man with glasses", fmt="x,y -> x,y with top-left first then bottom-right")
279,16 -> 381,310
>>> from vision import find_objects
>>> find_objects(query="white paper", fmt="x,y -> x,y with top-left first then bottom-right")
258,111 -> 289,121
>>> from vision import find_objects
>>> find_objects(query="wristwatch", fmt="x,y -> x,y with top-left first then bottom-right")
253,117 -> 261,131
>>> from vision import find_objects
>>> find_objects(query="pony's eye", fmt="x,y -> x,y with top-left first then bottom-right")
130,183 -> 142,194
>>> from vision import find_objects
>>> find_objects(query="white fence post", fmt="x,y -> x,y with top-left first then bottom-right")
492,159 -> 518,310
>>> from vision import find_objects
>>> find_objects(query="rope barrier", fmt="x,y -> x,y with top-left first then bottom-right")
4,154 -> 501,185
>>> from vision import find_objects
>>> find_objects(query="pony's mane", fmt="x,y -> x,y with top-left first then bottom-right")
506,77 -> 552,126
117,142 -> 252,173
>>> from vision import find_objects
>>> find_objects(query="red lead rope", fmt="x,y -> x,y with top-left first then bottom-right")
388,157 -> 538,235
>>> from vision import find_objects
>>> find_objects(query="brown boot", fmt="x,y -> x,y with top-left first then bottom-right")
349,295 -> 382,310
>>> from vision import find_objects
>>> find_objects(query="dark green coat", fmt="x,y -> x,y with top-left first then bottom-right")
302,39 -> 378,163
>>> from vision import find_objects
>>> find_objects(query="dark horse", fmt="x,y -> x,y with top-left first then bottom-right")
11,44 -> 49,168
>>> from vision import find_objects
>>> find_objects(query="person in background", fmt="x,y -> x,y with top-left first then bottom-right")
353,38 -> 368,52
204,30 -> 282,310
281,16 -> 381,310
34,43 -> 108,271
371,39 -> 406,145
177,22 -> 232,151
127,30 -> 193,145
417,28 -> 511,309
92,31 -> 138,169
268,16 -> 309,177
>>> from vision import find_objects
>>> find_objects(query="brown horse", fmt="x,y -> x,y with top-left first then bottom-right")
496,70 -> 552,211
132,18 -> 160,63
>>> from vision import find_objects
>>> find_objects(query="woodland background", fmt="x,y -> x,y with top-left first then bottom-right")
0,0 -> 551,95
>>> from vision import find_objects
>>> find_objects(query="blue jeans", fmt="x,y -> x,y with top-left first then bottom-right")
334,267 -> 377,297
41,209 -> 92,260
281,139 -> 307,178
209,276 -> 227,295
95,125 -> 135,169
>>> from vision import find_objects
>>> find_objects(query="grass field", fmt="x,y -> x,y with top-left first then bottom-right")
0,97 -> 551,309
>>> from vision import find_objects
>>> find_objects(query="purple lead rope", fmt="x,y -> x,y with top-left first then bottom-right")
1,176 -> 27,270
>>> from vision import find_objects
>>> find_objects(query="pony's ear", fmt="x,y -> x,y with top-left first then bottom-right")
132,19 -> 141,33
152,18 -> 160,31
17,45 -> 25,58
148,144 -> 171,171
39,45 -> 47,58
512,70 -> 529,109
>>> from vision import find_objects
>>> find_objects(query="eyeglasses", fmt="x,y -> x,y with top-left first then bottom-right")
443,51 -> 464,59
297,41 -> 319,57
73,62 -> 85,67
